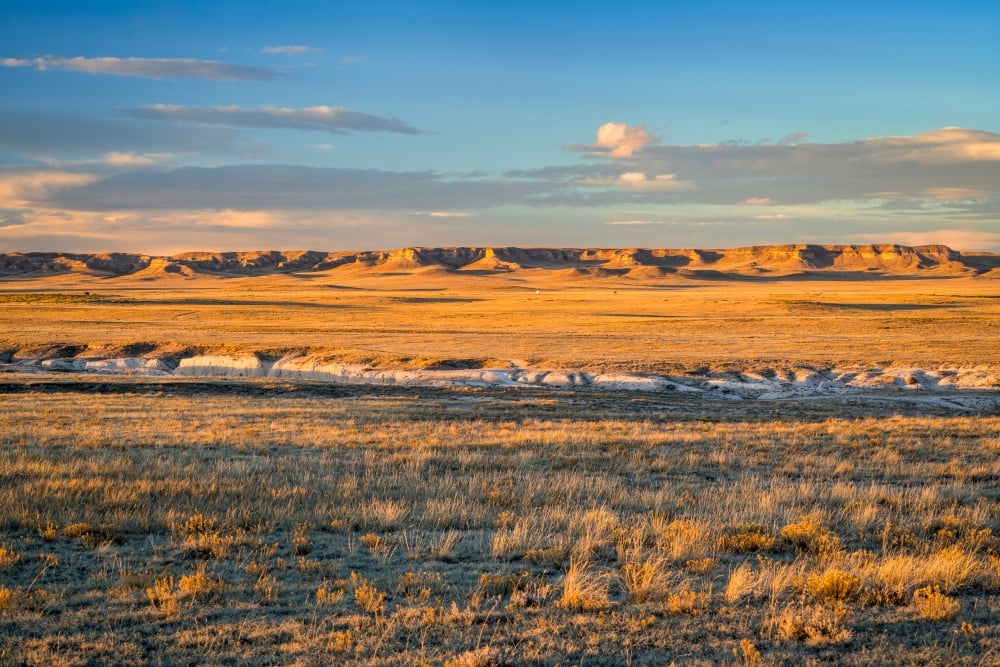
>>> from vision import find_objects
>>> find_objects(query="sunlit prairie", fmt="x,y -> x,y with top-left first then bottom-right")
1,246 -> 999,666
2,245 -> 999,374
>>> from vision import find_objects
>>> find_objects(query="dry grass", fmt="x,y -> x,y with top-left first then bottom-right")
556,556 -> 613,612
913,585 -> 961,621
3,278 -> 1000,372
0,359 -> 998,662
0,274 -> 1000,665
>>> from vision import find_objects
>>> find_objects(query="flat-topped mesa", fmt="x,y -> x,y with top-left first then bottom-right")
374,247 -> 443,270
171,250 -> 331,275
459,247 -> 522,272
823,244 -> 968,272
719,244 -> 824,269
0,252 -> 155,277
0,245 -> 997,280
131,258 -> 196,279
584,248 -> 644,268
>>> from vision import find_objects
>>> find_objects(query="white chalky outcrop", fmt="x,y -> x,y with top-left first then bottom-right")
7,353 -> 999,403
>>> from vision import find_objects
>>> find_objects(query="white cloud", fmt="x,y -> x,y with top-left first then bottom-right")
618,172 -> 687,191
0,170 -> 100,208
848,229 -> 1000,252
559,126 -> 1000,206
863,127 -> 1000,164
586,172 -> 689,192
120,104 -> 423,135
607,219 -> 671,225
920,187 -> 988,200
3,124 -> 999,253
592,122 -> 659,158
99,152 -> 176,166
260,45 -> 321,55
0,55 -> 278,80
779,132 -> 807,144
30,152 -> 181,169
15,164 -> 546,213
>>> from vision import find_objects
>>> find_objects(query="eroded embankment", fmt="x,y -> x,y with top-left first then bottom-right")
3,351 -> 1000,406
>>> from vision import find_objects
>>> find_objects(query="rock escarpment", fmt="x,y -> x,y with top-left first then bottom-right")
1,245 -> 997,280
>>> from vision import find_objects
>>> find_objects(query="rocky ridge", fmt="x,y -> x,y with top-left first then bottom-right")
4,351 -> 999,407
2,244 -> 999,280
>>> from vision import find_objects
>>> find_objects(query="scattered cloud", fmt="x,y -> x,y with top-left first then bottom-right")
591,122 -> 659,158
920,187 -> 988,200
1,55 -> 278,80
860,127 -> 1000,164
0,208 -> 32,227
19,152 -> 183,170
0,109 -> 242,157
570,126 -> 1000,206
0,206 -> 398,254
779,132 -> 807,144
260,45 -> 321,55
2,123 -> 998,252
98,152 -> 177,166
18,165 -> 544,212
0,170 -> 100,212
607,219 -> 725,227
848,229 -> 1000,252
120,104 -> 424,135
592,172 -> 689,192
340,55 -> 368,64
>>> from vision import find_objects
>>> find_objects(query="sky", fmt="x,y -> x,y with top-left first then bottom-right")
1,0 -> 999,254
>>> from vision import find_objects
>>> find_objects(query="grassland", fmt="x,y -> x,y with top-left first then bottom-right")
1,272 -> 999,664
2,277 -> 999,371
0,380 -> 998,665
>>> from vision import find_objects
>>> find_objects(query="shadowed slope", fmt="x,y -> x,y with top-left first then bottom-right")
0,245 -> 997,281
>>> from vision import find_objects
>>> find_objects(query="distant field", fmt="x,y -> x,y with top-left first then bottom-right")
0,381 -> 997,665
2,259 -> 999,664
2,276 -> 999,372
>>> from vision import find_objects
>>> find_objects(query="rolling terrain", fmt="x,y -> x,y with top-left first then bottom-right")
2,244 -> 999,282
3,245 -> 999,403
2,244 -> 999,664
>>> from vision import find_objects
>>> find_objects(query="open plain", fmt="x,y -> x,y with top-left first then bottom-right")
1,245 -> 999,665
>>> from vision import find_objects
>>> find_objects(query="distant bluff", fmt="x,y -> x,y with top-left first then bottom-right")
2,244 -> 999,280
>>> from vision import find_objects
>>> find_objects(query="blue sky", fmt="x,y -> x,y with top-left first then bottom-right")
1,0 -> 998,253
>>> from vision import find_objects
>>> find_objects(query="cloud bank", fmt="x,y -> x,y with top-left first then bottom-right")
120,104 -> 423,135
1,56 -> 278,80
0,109 -> 240,155
1,123 -> 997,252
260,45 -> 321,55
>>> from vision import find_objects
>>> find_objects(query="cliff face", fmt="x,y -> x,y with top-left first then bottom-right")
1,245 -> 997,279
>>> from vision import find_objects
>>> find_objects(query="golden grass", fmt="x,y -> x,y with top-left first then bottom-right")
3,278 -> 1000,372
556,556 -> 612,612
913,585 -> 961,621
0,372 -> 998,663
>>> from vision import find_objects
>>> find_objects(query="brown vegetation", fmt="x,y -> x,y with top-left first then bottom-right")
0,381 -> 998,664
1,256 -> 998,663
